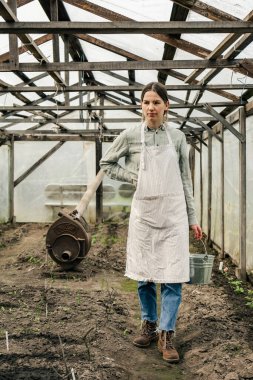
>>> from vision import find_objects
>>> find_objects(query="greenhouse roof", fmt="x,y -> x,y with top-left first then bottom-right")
0,0 -> 253,145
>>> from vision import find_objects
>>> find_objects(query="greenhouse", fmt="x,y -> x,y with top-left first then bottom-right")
0,1 -> 253,379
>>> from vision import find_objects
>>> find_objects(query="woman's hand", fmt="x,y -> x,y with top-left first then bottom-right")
190,224 -> 202,240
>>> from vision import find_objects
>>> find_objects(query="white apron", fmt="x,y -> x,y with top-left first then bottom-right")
125,123 -> 190,283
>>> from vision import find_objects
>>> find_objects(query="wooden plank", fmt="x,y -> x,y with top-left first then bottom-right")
64,35 -> 70,106
63,0 -> 210,58
8,136 -> 15,223
14,141 -> 65,187
50,0 -> 60,62
199,33 -> 253,86
220,125 -> 225,259
7,0 -> 19,70
194,118 -> 223,143
185,10 -> 253,83
240,58 -> 253,76
1,83 -> 253,92
8,134 -> 117,142
170,0 -> 239,21
0,59 -> 245,72
158,2 -> 189,84
188,138 -> 201,153
38,0 -> 94,83
0,101 -> 245,112
17,0 -> 34,6
0,117 -> 214,124
1,21 -> 253,34
0,0 -> 65,85
204,103 -> 245,142
238,106 -> 247,280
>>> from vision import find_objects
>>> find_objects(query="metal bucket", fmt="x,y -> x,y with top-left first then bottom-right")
189,241 -> 215,285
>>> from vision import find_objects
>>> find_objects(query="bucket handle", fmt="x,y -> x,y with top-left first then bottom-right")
200,239 -> 209,261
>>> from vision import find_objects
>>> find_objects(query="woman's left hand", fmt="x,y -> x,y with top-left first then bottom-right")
190,224 -> 202,240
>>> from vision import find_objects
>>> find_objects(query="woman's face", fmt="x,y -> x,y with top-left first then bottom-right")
141,90 -> 169,128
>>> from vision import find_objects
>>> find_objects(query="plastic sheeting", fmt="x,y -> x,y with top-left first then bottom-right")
194,115 -> 253,273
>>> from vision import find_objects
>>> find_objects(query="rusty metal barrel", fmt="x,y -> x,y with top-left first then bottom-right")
46,170 -> 104,270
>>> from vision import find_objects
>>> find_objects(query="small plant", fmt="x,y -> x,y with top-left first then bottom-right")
245,290 -> 253,309
28,255 -> 42,265
229,280 -> 244,294
76,292 -> 81,305
223,271 -> 253,309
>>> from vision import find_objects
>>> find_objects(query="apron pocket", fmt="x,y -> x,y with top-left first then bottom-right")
134,196 -> 175,228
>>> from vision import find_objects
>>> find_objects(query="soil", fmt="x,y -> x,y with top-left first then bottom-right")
0,219 -> 253,380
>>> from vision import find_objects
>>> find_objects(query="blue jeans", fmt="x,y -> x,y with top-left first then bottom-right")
137,281 -> 182,331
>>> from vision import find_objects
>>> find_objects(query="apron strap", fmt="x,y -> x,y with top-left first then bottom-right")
140,122 -> 173,170
140,122 -> 146,170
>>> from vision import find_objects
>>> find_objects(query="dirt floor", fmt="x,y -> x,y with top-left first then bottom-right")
0,219 -> 253,380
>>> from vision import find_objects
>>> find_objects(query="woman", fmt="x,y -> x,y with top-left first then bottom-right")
100,82 -> 202,363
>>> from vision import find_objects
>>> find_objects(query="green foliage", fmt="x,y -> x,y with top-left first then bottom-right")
245,290 -> 253,309
229,280 -> 244,294
27,255 -> 42,265
224,272 -> 253,308
121,278 -> 137,293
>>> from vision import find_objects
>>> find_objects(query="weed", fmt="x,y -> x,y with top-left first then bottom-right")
28,255 -> 42,265
229,280 -> 245,294
223,272 -> 253,309
245,290 -> 253,309
121,278 -> 137,293
76,292 -> 81,306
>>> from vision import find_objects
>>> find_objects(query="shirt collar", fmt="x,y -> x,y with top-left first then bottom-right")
145,124 -> 165,132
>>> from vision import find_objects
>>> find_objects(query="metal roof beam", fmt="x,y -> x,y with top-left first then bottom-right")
0,59 -> 247,72
0,117 -> 213,124
1,21 -> 253,34
1,83 -> 252,92
0,102 -> 245,112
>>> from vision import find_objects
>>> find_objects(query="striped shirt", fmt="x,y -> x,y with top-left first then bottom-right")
100,123 -> 197,225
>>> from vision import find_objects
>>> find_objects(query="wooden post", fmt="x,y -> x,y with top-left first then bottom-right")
7,0 -> 19,70
207,133 -> 212,245
79,71 -> 84,122
200,140 -> 203,229
8,136 -> 15,223
64,35 -> 70,106
238,106 -> 247,280
86,91 -> 90,130
95,138 -> 103,223
189,146 -> 195,194
50,0 -> 60,62
95,95 -> 104,223
220,125 -> 225,258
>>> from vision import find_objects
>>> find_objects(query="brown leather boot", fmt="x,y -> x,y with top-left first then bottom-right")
158,330 -> 179,363
133,320 -> 158,348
